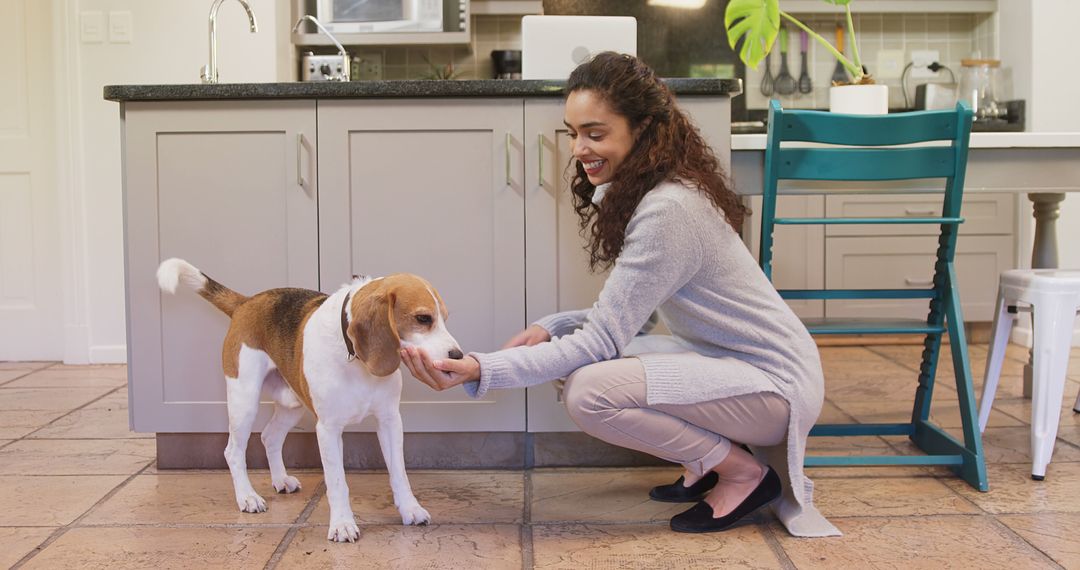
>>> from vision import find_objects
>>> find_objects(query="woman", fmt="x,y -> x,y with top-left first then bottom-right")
401,52 -> 839,537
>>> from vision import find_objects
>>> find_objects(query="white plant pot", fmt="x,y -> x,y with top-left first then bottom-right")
829,84 -> 889,115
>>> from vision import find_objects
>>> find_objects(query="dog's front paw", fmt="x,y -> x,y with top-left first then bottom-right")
272,475 -> 302,494
327,518 -> 361,543
398,502 -> 431,526
236,492 -> 267,513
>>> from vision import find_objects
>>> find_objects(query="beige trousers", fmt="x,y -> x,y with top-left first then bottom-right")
563,357 -> 791,477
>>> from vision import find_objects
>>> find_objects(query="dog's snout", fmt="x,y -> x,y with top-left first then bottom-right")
447,348 -> 464,360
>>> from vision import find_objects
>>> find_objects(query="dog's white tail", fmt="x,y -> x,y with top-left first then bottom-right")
157,258 -> 207,294
156,258 -> 247,317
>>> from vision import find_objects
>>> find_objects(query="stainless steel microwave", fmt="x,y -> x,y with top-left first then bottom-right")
316,0 -> 449,33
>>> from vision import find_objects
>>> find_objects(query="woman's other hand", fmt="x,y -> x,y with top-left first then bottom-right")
501,324 -> 551,349
400,346 -> 480,391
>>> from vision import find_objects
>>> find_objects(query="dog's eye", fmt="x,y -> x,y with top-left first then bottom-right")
415,314 -> 433,325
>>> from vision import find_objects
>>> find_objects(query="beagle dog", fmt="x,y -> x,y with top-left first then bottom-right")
156,258 -> 463,543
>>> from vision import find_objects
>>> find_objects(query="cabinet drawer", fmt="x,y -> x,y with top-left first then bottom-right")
825,193 -> 1014,237
824,235 -> 1014,321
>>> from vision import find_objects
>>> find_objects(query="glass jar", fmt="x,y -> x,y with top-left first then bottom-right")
959,58 -> 1004,121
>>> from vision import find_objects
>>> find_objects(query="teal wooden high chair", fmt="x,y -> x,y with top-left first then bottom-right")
760,101 -> 987,491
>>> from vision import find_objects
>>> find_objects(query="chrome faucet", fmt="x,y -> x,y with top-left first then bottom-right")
293,16 -> 351,81
200,0 -> 258,84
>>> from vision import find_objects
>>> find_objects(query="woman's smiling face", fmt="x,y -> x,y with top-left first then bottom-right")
564,89 -> 638,187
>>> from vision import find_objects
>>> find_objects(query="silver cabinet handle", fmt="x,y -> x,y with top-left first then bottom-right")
904,208 -> 936,216
905,277 -> 934,286
538,133 -> 545,187
505,132 -> 511,186
296,133 -> 306,189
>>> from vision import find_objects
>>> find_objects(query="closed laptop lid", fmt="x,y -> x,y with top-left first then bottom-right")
521,15 -> 637,80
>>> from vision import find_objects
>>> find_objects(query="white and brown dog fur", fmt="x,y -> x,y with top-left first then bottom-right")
156,258 -> 463,542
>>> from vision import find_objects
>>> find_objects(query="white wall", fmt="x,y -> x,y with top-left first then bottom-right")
56,0 -> 287,362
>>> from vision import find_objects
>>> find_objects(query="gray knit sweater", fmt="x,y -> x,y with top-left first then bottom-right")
465,180 -> 839,537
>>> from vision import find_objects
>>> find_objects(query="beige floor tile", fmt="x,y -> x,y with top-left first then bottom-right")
21,527 -> 286,570
278,524 -> 521,569
83,472 -> 322,525
942,462 -> 1080,514
0,386 -> 113,412
0,527 -> 56,568
869,343 -> 1006,381
4,367 -> 126,388
997,513 -> 1080,569
531,468 -> 689,523
0,409 -> 67,438
0,361 -> 54,371
0,475 -> 127,525
0,369 -> 29,384
833,397 -> 1023,429
775,516 -> 1055,569
818,400 -> 856,423
823,363 -> 930,402
29,395 -> 150,439
813,476 -> 979,517
994,391 -> 1080,427
803,435 -> 935,478
310,471 -> 524,525
938,426 -> 1080,465
0,439 -> 155,475
532,523 -> 781,569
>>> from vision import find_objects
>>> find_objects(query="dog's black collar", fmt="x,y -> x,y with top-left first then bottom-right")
341,291 -> 356,361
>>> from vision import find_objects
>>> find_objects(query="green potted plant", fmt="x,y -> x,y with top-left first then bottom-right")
725,0 -> 887,114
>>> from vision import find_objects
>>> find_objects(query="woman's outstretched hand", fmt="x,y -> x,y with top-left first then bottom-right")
501,324 -> 552,349
400,346 -> 480,391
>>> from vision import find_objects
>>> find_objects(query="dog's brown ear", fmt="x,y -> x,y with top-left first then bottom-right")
348,288 -> 401,377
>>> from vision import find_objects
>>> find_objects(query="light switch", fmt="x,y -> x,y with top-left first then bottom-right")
109,11 -> 133,43
80,11 -> 104,43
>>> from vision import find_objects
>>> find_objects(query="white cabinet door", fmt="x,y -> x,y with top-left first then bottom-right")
524,96 -> 733,432
124,101 -> 319,432
318,99 -> 526,432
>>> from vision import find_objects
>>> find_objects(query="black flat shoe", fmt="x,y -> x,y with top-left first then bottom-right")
649,471 -> 719,503
649,445 -> 753,503
669,466 -> 782,533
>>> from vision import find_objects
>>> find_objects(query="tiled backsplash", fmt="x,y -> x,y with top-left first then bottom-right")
745,13 -> 998,110
358,15 -> 523,80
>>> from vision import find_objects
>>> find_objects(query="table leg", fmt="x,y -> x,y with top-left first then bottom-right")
1023,193 -> 1066,398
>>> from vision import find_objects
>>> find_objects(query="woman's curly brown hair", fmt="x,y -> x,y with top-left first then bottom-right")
566,52 -> 747,271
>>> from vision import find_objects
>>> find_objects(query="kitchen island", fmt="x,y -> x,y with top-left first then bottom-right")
106,79 -> 740,469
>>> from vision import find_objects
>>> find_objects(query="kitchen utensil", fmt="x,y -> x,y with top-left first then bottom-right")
798,29 -> 812,94
774,27 -> 797,95
760,50 -> 775,96
830,24 -> 849,84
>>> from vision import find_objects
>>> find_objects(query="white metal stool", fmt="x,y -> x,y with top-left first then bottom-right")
977,269 -> 1080,480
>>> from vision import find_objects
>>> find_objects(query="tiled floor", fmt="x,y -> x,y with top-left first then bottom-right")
2,343 -> 1079,569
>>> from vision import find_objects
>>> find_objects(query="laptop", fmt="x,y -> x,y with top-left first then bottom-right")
521,15 -> 637,80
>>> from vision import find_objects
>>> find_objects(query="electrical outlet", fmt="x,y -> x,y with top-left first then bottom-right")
910,50 -> 940,79
356,52 -> 383,81
875,49 -> 905,79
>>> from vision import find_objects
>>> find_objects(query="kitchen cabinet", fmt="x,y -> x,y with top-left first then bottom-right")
114,85 -> 734,441
317,99 -> 526,432
124,101 -> 319,433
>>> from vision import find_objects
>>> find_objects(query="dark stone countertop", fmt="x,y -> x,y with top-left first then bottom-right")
103,78 -> 742,102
